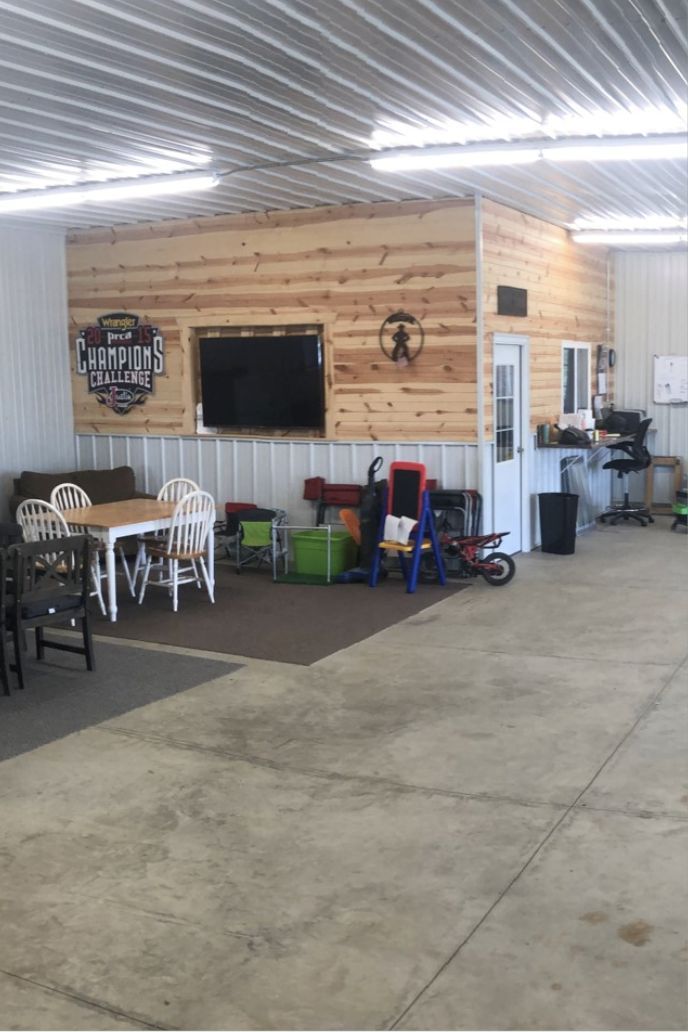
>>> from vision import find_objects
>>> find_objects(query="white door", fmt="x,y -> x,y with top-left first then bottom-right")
493,342 -> 523,553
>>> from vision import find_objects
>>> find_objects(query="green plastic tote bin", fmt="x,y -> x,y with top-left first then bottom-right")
292,530 -> 356,577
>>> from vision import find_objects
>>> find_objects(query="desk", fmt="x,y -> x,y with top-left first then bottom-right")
63,498 -> 215,622
537,429 -> 657,451
537,434 -> 632,450
536,433 -> 658,525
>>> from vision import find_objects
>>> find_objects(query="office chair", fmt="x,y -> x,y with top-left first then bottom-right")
599,418 -> 654,527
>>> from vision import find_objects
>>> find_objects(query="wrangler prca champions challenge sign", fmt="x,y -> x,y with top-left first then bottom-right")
75,312 -> 165,415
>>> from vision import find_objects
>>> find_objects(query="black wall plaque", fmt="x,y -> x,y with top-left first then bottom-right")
497,285 -> 528,317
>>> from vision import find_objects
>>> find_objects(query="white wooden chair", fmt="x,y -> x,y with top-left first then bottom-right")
132,477 -> 200,585
16,498 -> 106,615
50,482 -> 136,598
137,490 -> 215,612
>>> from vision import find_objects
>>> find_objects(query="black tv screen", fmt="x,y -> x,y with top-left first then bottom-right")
199,335 -> 324,430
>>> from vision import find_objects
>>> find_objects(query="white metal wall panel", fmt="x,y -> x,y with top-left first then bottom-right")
76,431 -> 613,546
75,434 -> 479,527
615,253 -> 688,495
530,437 -> 612,547
0,225 -> 75,517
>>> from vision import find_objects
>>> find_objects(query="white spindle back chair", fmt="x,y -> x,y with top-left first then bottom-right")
50,482 -> 91,514
138,490 -> 215,613
17,498 -> 70,546
132,477 -> 201,585
50,482 -> 136,598
16,498 -> 106,615
158,477 -> 200,503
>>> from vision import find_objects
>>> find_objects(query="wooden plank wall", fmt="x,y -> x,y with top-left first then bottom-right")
481,198 -> 612,435
67,198 -> 478,441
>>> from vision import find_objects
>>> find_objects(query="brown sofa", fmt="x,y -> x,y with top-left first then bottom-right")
10,465 -> 153,519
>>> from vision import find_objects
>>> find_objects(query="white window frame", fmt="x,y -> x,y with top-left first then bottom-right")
561,341 -> 591,415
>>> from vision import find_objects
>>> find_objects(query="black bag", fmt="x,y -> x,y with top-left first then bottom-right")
557,425 -> 590,447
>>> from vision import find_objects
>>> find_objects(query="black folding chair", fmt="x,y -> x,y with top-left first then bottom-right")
7,535 -> 95,691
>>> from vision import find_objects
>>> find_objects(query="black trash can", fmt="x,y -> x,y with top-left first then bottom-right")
538,492 -> 579,554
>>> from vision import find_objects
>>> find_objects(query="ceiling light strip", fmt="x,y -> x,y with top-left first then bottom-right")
572,216 -> 688,231
572,231 -> 687,245
370,134 -> 687,172
0,170 -> 219,214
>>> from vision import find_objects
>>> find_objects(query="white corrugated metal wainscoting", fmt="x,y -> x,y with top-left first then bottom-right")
0,225 -> 75,517
75,435 -> 479,527
482,438 -> 613,550
530,439 -> 612,547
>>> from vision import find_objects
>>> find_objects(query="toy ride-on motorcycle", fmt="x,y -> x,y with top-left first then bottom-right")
423,530 -> 516,586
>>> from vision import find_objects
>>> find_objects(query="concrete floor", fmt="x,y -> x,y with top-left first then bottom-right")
1,521 -> 686,1030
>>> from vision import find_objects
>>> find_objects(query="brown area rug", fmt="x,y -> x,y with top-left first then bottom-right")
95,563 -> 467,665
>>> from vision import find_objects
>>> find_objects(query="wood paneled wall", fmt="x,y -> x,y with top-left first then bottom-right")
67,199 -> 477,440
481,198 -> 612,435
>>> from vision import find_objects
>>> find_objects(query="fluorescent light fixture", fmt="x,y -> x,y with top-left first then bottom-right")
370,134 -> 686,173
572,231 -> 687,245
0,170 -> 219,214
546,138 -> 687,162
370,105 -> 688,150
371,146 -> 540,172
572,215 -> 688,231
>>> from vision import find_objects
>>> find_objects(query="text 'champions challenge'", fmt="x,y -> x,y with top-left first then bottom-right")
75,312 -> 164,415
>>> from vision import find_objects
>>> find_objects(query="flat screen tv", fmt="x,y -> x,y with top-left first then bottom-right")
199,334 -> 324,431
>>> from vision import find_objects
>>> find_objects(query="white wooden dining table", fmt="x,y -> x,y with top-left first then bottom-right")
62,498 -> 215,622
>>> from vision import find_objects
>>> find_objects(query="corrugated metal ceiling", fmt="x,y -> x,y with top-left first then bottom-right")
0,0 -> 686,230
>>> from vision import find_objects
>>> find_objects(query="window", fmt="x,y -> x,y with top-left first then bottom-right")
495,361 -> 515,463
562,342 -> 591,414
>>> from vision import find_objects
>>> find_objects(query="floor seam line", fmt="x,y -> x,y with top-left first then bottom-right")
0,967 -> 171,1030
384,668 -> 679,1030
92,725 -> 568,811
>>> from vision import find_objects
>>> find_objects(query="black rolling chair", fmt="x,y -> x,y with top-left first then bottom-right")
599,418 -> 654,527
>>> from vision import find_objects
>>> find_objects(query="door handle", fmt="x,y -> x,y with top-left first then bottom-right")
517,446 -> 524,454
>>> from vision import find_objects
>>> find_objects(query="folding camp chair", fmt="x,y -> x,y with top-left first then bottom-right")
369,462 -> 445,593
230,507 -> 287,574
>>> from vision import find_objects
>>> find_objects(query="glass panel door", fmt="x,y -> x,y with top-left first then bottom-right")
493,339 -> 523,554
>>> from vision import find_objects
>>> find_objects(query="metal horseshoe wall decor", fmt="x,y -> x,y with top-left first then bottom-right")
379,311 -> 425,368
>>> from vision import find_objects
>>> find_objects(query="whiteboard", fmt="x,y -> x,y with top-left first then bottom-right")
654,355 -> 688,404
